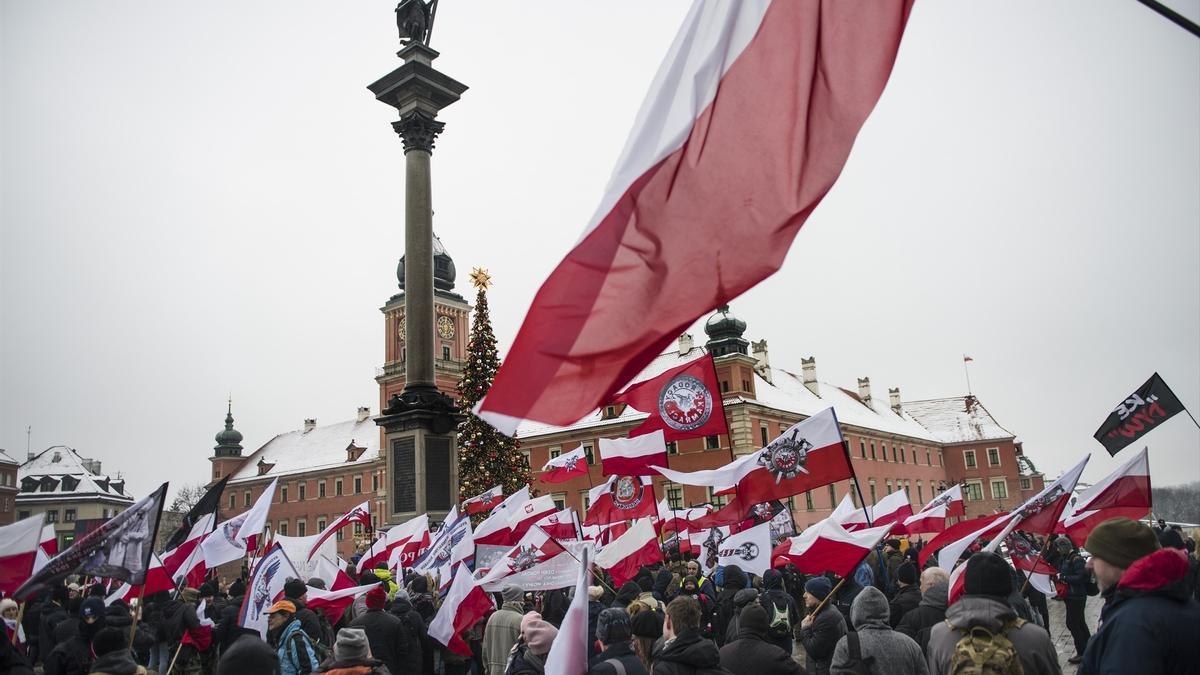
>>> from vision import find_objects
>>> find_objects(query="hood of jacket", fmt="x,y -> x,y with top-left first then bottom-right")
89,650 -> 143,675
1117,548 -> 1190,595
654,568 -> 673,596
918,580 -> 949,611
615,581 -> 640,605
722,565 -> 748,592
850,586 -> 890,630
656,628 -> 722,669
762,568 -> 783,591
944,595 -> 1017,633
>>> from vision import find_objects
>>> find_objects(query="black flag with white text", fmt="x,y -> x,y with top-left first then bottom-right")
1094,373 -> 1185,456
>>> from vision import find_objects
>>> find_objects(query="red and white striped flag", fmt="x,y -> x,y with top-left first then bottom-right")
478,525 -> 571,590
772,517 -> 891,578
656,408 -> 852,505
599,432 -> 668,477
463,486 -> 505,515
105,554 -> 175,605
900,484 -> 965,535
475,1 -> 914,436
1057,447 -> 1152,546
474,486 -> 531,547
507,495 -> 557,542
428,564 -> 495,657
833,489 -> 912,532
203,478 -> 278,568
361,514 -> 428,571
585,475 -> 657,525
0,515 -> 45,596
307,501 -> 371,561
594,518 -> 663,587
657,499 -> 707,534
612,354 -> 728,442
305,583 -> 379,625
534,508 -> 579,541
162,513 -> 214,577
540,447 -> 591,484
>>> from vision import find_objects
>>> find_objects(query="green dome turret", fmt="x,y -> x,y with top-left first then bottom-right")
397,233 -> 457,292
704,305 -> 749,357
214,400 -> 244,457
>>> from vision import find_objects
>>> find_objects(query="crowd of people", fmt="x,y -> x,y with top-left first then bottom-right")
2,516 -> 1198,675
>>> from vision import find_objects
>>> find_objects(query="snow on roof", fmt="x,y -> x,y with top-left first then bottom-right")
229,417 -> 381,483
18,447 -> 132,501
0,449 -> 18,466
901,396 -> 1015,444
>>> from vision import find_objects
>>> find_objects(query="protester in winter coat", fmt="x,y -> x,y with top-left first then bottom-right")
887,563 -> 921,628
797,577 -> 846,675
894,572 -> 949,653
484,587 -> 526,675
651,596 -> 723,675
348,587 -> 406,675
629,604 -> 662,672
926,552 -> 1059,675
507,612 -> 558,675
721,588 -> 760,645
589,608 -> 648,675
317,627 -> 391,675
713,564 -> 748,647
0,623 -> 34,675
718,604 -> 802,675
1078,518 -> 1200,675
881,540 -> 905,593
683,560 -> 717,602
541,589 -> 569,628
757,568 -> 799,656
653,568 -> 675,603
1052,537 -> 1091,664
268,601 -> 319,675
830,586 -> 927,675
37,587 -> 70,666
636,574 -> 667,615
217,629 -> 281,675
386,590 -> 424,674
613,581 -> 641,609
586,586 -> 606,658
102,602 -> 152,658
284,579 -> 328,646
86,627 -> 147,675
44,597 -> 107,675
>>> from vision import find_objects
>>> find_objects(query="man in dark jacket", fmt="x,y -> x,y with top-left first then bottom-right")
86,626 -> 144,675
713,565 -> 748,647
44,597 -> 106,675
757,569 -> 799,656
718,604 -> 802,675
216,629 -> 280,675
894,569 -> 949,653
796,577 -> 845,675
320,627 -> 390,675
37,586 -> 69,666
348,586 -> 406,675
887,562 -> 921,628
283,579 -> 326,646
586,586 -> 606,659
387,589 -> 425,674
589,608 -> 648,675
1079,517 -> 1200,675
1052,536 -> 1090,664
651,596 -> 723,675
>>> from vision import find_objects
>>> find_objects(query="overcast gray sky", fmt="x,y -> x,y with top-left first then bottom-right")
3,1 -> 1198,500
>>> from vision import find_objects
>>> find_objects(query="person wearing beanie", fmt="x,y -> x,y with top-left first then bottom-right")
881,539 -> 905,592
829,586 -> 926,675
628,605 -> 662,671
85,626 -> 146,675
895,568 -> 949,653
588,608 -> 646,675
228,576 -> 247,599
217,628 -> 281,675
712,564 -> 749,647
612,581 -> 641,610
348,586 -> 407,675
385,588 -> 424,675
926,552 -> 1058,675
317,627 -> 389,674
797,575 -> 846,675
888,561 -> 921,628
484,587 -> 526,675
1049,536 -> 1091,663
507,612 -> 558,675
756,568 -> 799,656
718,604 -> 802,675
43,597 -> 108,675
635,573 -> 665,616
1078,517 -> 1200,675
282,578 -> 325,647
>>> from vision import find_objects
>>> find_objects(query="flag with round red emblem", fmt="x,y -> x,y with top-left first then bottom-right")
613,353 -> 728,442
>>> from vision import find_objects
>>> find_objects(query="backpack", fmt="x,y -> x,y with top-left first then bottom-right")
948,617 -> 1026,675
766,597 -> 792,640
839,632 -> 875,675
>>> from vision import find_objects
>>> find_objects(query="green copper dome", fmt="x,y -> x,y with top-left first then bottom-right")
704,305 -> 749,357
214,401 -> 244,457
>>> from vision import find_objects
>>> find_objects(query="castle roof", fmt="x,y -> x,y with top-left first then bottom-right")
900,396 -> 1016,444
227,416 -> 381,484
18,446 -> 133,502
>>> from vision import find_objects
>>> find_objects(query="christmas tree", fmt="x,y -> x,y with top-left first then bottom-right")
457,267 -> 530,508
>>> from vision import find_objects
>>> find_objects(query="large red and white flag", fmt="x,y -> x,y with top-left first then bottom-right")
428,564 -> 495,657
463,486 -> 505,515
362,514 -> 429,571
237,543 -> 299,639
106,554 -> 176,605
162,513 -> 214,576
772,518 -> 891,578
613,354 -> 728,442
477,525 -> 571,590
476,1 -> 914,436
307,501 -> 371,561
544,548 -> 593,675
655,408 -> 851,505
309,555 -> 356,592
599,432 -> 668,477
901,484 -> 965,535
534,508 -> 579,541
540,447 -> 591,484
586,475 -> 657,525
580,520 -> 632,547
474,486 -> 532,547
305,583 -> 379,625
1006,533 -> 1058,598
507,495 -> 557,541
1057,447 -> 1152,546
916,513 -> 1006,568
203,478 -> 278,568
594,518 -> 663,587
657,499 -> 707,534
0,514 -> 45,596
832,489 -> 912,532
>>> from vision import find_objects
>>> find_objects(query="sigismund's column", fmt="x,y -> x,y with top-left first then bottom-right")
369,1 -> 467,526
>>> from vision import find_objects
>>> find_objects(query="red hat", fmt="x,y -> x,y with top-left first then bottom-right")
365,586 -> 387,610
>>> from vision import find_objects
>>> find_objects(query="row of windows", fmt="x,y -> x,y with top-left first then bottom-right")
14,506 -> 121,522
231,474 -> 379,509
963,448 -> 1002,469
962,476 -> 1032,501
272,519 -> 368,539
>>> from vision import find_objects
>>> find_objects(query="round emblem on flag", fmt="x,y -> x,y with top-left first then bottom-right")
757,433 -> 813,483
510,544 -> 541,572
658,374 -> 713,432
611,476 -> 643,510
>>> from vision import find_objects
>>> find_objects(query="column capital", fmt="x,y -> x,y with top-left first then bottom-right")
392,110 -> 445,154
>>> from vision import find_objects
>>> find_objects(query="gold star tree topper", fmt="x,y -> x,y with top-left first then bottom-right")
470,267 -> 492,290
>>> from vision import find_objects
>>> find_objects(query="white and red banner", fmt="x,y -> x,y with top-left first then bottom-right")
32,523 -> 58,576
540,447 -> 591,484
307,501 -> 371,560
474,486 -> 531,547
476,1 -> 914,436
463,486 -> 505,515
715,521 -> 772,577
593,518 -> 663,587
362,514 -> 429,571
1057,447 -> 1152,546
534,508 -> 579,541
429,564 -> 495,657
901,484 -> 965,535
237,543 -> 299,639
162,512 -> 215,577
305,583 -> 378,624
613,354 -> 727,442
412,508 -> 473,587
105,554 -> 175,605
772,518 -> 891,578
507,495 -> 557,541
203,478 -> 278,568
585,475 -> 658,525
834,489 -> 912,532
477,526 -> 572,590
657,499 -> 707,534
655,408 -> 851,505
599,432 -> 668,477
0,514 -> 45,596
308,555 -> 356,591
544,548 -> 593,675
917,513 -> 1006,568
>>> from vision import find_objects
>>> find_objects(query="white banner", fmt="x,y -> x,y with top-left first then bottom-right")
716,521 -> 772,577
479,541 -> 593,593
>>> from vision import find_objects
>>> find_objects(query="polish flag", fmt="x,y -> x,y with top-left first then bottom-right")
657,499 -> 707,534
106,554 -> 176,605
1006,534 -> 1058,598
771,518 -> 892,578
478,526 -> 570,589
534,508 -> 579,541
580,520 -> 631,547
688,498 -> 747,530
463,486 -> 505,515
832,489 -> 912,532
586,475 -> 657,525
594,518 -> 663,587
508,495 -> 557,541
1057,447 -> 1152,546
309,555 -> 356,592
307,501 -> 371,561
428,564 -> 495,657
655,408 -> 852,505
203,478 -> 278,568
162,513 -> 215,577
612,354 -> 728,442
361,514 -> 429,571
0,515 -> 46,596
32,523 -> 58,575
540,447 -> 591,484
599,432 -> 668,477
305,583 -> 379,624
917,513 -> 1007,569
901,484 -> 965,535
171,535 -> 210,589
544,547 -> 593,675
473,485 -> 531,547
475,1 -> 914,435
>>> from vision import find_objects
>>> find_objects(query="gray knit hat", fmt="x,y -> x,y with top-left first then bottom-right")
597,608 -> 632,644
334,628 -> 371,662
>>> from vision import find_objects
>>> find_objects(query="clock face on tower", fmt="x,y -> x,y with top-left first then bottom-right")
436,315 -> 455,339
397,316 -> 406,340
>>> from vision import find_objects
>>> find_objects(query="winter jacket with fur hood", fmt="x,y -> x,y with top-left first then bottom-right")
830,587 -> 927,675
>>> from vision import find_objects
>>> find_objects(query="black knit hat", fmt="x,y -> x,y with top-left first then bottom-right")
896,562 -> 918,585
963,552 -> 1013,598
283,578 -> 307,599
636,574 -> 653,592
630,608 -> 663,639
739,604 -> 769,635
90,627 -> 126,657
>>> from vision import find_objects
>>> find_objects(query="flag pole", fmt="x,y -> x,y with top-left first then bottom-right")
963,355 -> 973,396
128,582 -> 148,648
844,442 -> 892,593
165,641 -> 185,675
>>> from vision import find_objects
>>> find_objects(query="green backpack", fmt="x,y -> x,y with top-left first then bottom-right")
948,617 -> 1025,675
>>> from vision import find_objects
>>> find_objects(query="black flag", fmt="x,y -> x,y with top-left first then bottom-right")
1094,373 -> 1186,456
163,475 -> 229,551
15,482 -> 168,600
